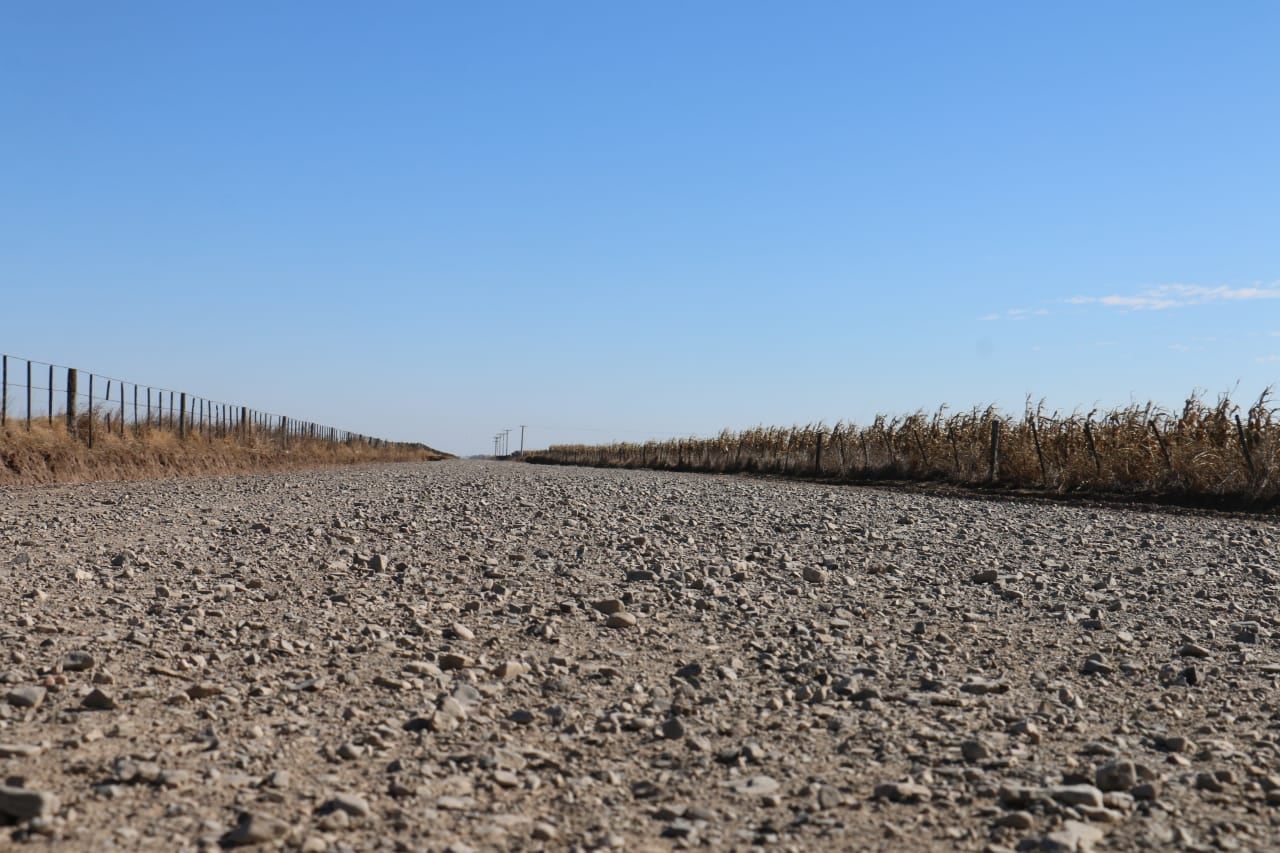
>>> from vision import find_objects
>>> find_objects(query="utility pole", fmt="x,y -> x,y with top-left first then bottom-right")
503,429 -> 511,458
493,434 -> 500,457
519,425 -> 526,457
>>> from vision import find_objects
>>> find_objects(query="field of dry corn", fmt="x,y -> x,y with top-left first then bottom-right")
0,418 -> 445,486
527,393 -> 1279,508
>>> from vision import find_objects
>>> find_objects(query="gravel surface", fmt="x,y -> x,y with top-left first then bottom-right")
2,460 -> 1280,852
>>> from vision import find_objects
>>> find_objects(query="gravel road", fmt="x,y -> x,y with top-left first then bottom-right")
2,460 -> 1279,852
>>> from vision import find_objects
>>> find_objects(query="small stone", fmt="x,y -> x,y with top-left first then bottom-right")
1038,820 -> 1104,853
995,811 -> 1034,830
1194,772 -> 1224,793
1082,655 -> 1114,676
6,686 -> 45,709
0,743 -> 42,758
336,742 -> 363,761
439,653 -> 472,671
593,599 -> 626,615
322,792 -> 371,818
606,612 -> 637,629
817,786 -> 842,809
1132,782 -> 1160,801
494,770 -> 520,788
802,566 -> 829,584
221,812 -> 290,847
186,683 -> 223,699
734,775 -> 780,796
1096,760 -> 1137,792
961,739 -> 992,763
61,650 -> 95,672
451,623 -> 475,641
81,688 -> 117,710
531,822 -> 558,841
660,718 -> 686,740
1049,784 -> 1105,808
368,554 -> 389,572
971,569 -> 1000,584
0,785 -> 59,820
436,795 -> 477,811
873,781 -> 931,803
493,661 -> 529,680
1157,735 -> 1194,753
1179,643 -> 1211,659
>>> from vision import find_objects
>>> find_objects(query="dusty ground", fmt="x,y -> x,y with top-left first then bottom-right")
2,460 -> 1279,852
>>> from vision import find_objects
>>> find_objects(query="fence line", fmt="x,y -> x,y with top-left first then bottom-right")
0,351 -> 403,450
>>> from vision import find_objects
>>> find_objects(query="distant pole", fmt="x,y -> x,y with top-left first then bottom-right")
519,425 -> 526,456
504,429 -> 511,456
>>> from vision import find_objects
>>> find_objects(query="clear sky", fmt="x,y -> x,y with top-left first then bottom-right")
3,2 -> 1277,456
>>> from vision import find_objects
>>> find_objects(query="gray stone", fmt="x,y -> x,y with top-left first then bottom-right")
0,785 -> 59,820
1039,820 -> 1105,852
1049,784 -> 1105,808
606,612 -> 637,629
61,650 -> 95,672
873,781 -> 931,803
221,812 -> 290,847
323,792 -> 371,818
6,686 -> 45,709
1095,760 -> 1137,792
81,688 -> 117,710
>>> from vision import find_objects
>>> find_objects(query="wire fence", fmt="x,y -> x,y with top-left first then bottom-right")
0,351 -> 397,449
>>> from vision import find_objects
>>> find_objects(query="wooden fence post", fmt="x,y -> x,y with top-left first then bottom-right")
988,419 -> 1001,482
133,385 -> 138,435
26,361 -> 32,431
67,368 -> 78,438
1083,421 -> 1102,475
179,392 -> 187,439
1,354 -> 6,428
87,373 -> 94,448
1150,420 -> 1172,470
47,364 -> 52,426
1028,413 -> 1047,485
1235,414 -> 1256,477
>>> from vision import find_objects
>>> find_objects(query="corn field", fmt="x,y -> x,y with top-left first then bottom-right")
525,391 -> 1280,506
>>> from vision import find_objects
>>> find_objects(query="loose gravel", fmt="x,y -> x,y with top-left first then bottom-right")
2,460 -> 1279,852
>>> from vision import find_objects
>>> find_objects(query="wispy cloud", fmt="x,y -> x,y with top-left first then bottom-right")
980,307 -> 1050,322
1258,354 -> 1280,364
1068,282 -> 1280,311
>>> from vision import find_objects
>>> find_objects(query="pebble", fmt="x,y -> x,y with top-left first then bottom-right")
439,653 -> 473,670
6,686 -> 45,708
0,785 -> 59,820
1049,784 -> 1105,808
733,775 -> 780,796
61,650 -> 95,672
802,566 -> 829,584
323,792 -> 371,818
1095,760 -> 1137,792
873,781 -> 931,803
1039,820 -> 1104,853
81,688 -> 117,710
606,612 -> 637,629
221,812 -> 290,846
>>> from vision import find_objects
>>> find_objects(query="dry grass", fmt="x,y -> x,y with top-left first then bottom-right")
526,390 -> 1279,507
0,416 -> 447,486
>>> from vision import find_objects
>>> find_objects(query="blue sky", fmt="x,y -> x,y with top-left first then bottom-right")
3,2 -> 1277,456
